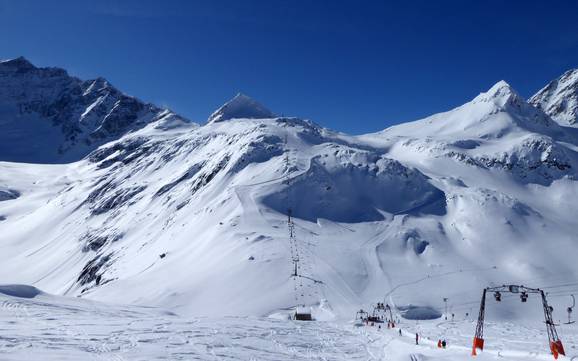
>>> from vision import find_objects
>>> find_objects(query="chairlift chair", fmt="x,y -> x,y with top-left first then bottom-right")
520,292 -> 528,302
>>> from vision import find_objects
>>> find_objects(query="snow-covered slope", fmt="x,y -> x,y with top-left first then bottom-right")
208,92 -> 276,123
0,57 -> 192,163
530,69 -> 578,127
1,63 -> 578,331
3,285 -> 578,360
360,80 -> 576,186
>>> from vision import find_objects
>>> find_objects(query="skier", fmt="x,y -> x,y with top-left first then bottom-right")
437,339 -> 442,348
442,339 -> 447,349
415,333 -> 419,345
399,328 -> 402,336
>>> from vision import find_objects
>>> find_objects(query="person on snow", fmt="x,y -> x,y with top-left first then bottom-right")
437,340 -> 442,348
415,333 -> 419,345
399,329 -> 402,336
442,339 -> 447,349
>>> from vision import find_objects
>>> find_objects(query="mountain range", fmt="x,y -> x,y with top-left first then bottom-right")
1,57 -> 578,320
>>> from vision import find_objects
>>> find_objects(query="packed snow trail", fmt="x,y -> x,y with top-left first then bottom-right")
2,287 -> 578,360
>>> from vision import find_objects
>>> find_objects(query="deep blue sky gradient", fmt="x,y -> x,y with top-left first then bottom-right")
1,0 -> 577,133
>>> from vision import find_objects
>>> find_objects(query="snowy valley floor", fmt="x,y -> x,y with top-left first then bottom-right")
1,288 -> 578,360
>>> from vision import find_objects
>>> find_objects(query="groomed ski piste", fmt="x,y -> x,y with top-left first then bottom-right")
2,284 -> 578,360
2,58 -> 578,360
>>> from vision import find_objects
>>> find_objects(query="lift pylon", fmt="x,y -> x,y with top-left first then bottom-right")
366,302 -> 395,327
284,135 -> 318,321
472,285 -> 565,359
565,295 -> 575,325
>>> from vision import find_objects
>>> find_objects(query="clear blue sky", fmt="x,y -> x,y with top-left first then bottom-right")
1,0 -> 577,134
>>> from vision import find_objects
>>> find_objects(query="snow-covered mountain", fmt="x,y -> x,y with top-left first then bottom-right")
1,61 -> 578,325
530,68 -> 578,127
0,57 -> 191,163
208,92 -> 276,123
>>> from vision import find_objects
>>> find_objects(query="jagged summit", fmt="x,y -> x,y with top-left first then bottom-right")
207,93 -> 276,123
0,57 -> 189,163
0,56 -> 67,77
0,56 -> 35,69
530,68 -> 578,126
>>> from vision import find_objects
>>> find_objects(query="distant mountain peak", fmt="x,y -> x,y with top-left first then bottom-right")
0,57 -> 191,163
530,68 -> 578,126
207,93 -> 276,123
0,56 -> 36,71
486,80 -> 515,96
473,80 -> 524,106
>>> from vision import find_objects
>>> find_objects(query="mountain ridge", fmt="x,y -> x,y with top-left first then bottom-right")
530,68 -> 578,127
0,56 -> 191,163
1,61 -> 578,321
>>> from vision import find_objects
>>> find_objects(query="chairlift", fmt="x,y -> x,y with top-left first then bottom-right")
520,292 -> 528,303
473,284 -> 566,358
367,302 -> 386,324
355,309 -> 368,320
366,315 -> 384,323
354,309 -> 368,326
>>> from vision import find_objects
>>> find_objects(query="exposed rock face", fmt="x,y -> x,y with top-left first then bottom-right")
530,69 -> 578,126
0,57 -> 189,163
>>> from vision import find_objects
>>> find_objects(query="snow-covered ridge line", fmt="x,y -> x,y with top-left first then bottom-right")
0,56 -> 193,163
530,68 -> 578,127
1,62 -> 578,328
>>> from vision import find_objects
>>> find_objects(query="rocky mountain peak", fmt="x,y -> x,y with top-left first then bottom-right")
0,56 -> 35,70
530,68 -> 578,126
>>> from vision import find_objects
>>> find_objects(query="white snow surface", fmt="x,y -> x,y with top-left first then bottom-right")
531,69 -> 578,127
2,62 -> 578,359
207,93 -> 276,123
1,287 -> 578,360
